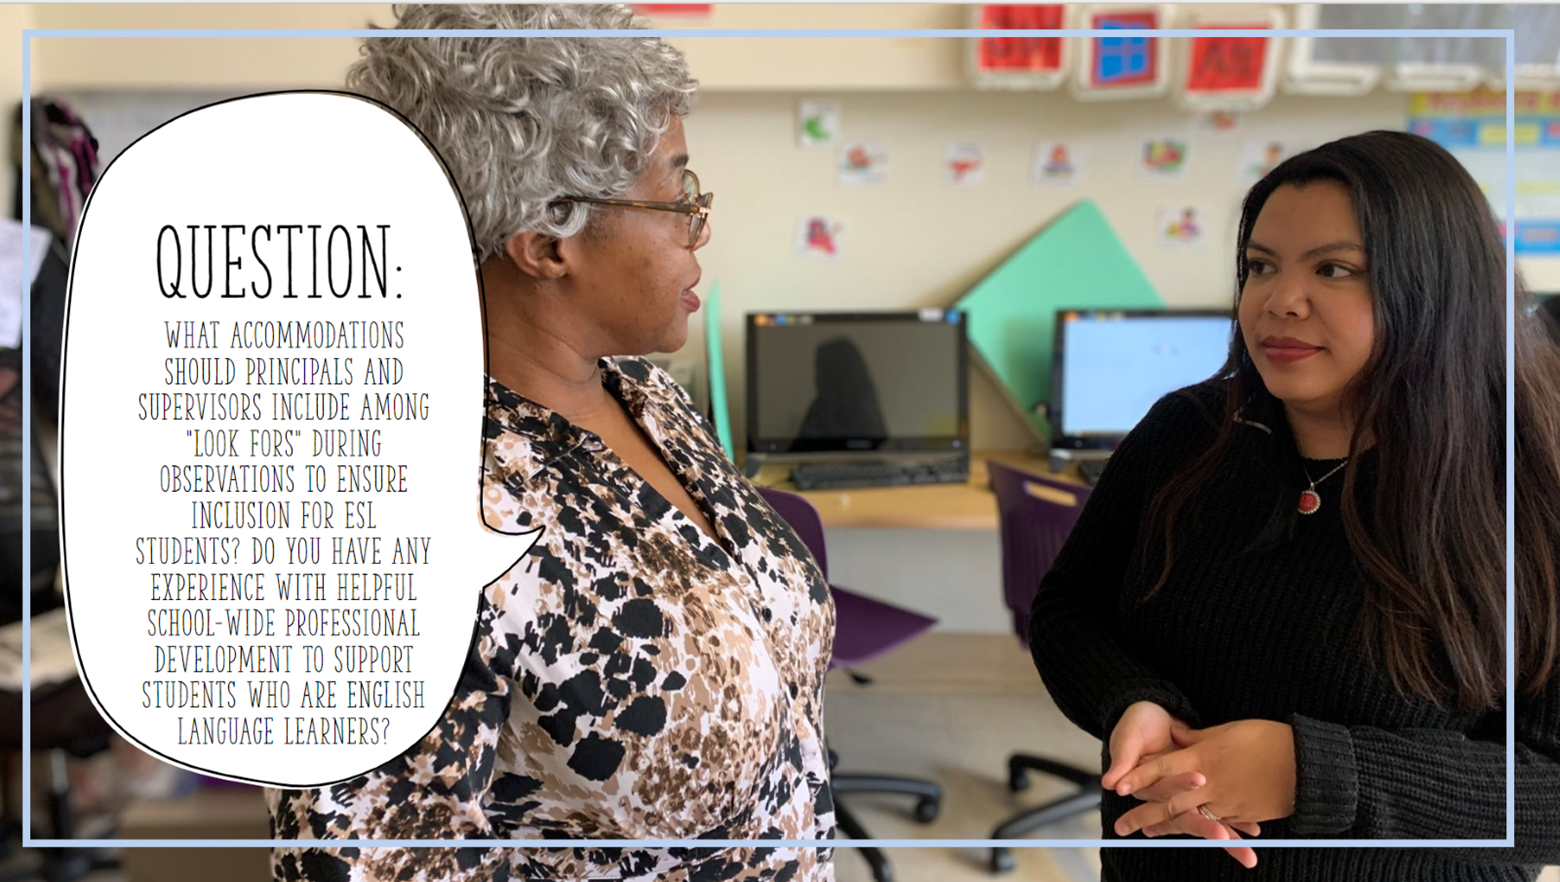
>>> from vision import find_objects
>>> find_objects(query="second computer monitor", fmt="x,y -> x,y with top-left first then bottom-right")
1050,309 -> 1233,450
746,310 -> 968,457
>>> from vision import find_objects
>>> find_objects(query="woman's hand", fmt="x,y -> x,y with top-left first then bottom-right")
1141,808 -> 1262,869
1103,701 -> 1205,797
1112,720 -> 1298,836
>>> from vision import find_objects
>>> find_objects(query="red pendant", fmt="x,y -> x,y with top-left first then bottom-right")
1298,489 -> 1321,515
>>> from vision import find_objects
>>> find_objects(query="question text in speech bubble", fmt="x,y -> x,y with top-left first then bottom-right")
60,91 -> 538,789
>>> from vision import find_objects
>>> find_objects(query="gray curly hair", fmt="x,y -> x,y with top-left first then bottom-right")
346,4 -> 698,261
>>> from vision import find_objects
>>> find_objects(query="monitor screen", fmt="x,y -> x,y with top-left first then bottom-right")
746,310 -> 968,455
1051,309 -> 1232,448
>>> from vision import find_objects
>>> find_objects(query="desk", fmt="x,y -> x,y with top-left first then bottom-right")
750,451 -> 1084,530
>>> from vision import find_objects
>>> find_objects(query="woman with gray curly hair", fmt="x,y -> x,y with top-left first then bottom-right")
266,6 -> 837,881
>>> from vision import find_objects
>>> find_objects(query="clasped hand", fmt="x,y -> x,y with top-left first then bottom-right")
1104,701 -> 1299,869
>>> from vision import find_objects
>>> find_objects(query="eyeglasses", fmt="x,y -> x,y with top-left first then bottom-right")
557,169 -> 713,249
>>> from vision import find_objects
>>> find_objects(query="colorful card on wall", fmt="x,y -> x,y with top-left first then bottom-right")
1172,11 -> 1284,113
797,99 -> 840,148
945,142 -> 986,186
1090,9 -> 1160,87
1196,111 -> 1241,134
796,216 -> 844,260
973,4 -> 1068,78
1031,141 -> 1084,187
1158,206 -> 1205,247
1186,28 -> 1271,93
1239,139 -> 1288,185
1139,136 -> 1189,179
838,142 -> 888,187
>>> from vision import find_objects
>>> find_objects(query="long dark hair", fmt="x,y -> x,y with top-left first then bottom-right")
1145,130 -> 1559,713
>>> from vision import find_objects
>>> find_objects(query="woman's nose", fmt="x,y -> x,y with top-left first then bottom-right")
1266,275 -> 1309,318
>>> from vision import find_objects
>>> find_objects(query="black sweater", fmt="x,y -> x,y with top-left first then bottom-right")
1030,383 -> 1560,881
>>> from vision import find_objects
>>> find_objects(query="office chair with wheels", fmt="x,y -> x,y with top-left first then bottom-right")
0,675 -> 121,882
755,486 -> 942,882
984,460 -> 1100,874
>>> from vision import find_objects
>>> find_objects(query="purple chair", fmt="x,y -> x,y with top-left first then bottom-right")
984,460 -> 1100,874
756,486 -> 942,882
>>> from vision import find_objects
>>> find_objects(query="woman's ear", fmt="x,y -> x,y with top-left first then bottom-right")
503,231 -> 567,281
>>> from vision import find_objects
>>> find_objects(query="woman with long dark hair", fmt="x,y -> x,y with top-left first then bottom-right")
1030,130 -> 1560,879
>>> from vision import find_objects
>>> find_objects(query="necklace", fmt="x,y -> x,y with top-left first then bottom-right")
1298,459 -> 1348,515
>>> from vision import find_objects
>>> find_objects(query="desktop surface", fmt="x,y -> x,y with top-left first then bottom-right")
751,451 -> 1082,530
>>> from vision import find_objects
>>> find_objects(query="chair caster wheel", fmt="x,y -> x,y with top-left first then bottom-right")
990,847 -> 1016,874
914,797 -> 940,824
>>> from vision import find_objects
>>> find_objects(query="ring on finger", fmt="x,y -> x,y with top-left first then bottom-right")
1198,804 -> 1222,823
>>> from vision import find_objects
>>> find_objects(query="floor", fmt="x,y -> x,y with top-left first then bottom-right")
824,632 -> 1103,882
3,633 -> 1554,882
823,633 -> 1560,882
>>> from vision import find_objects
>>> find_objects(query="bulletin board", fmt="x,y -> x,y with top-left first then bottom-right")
1408,89 -> 1560,255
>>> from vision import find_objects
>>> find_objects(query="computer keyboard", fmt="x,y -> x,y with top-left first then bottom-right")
1078,460 -> 1107,486
790,458 -> 970,491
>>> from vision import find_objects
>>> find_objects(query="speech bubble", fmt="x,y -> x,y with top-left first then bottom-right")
59,91 -> 539,789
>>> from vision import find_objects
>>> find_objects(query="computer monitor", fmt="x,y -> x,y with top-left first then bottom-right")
746,310 -> 968,459
1050,308 -> 1232,452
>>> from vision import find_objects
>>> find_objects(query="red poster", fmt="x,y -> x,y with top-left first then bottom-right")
976,5 -> 1066,73
1186,24 -> 1270,92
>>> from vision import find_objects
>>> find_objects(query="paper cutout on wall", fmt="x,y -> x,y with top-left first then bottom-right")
838,142 -> 888,187
1158,206 -> 1205,247
797,216 -> 844,260
1196,111 -> 1242,134
798,99 -> 840,148
1140,136 -> 1189,179
946,142 -> 986,186
1031,141 -> 1084,187
1239,139 -> 1288,185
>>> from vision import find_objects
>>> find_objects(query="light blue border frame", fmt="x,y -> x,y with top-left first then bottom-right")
21,26 -> 1517,855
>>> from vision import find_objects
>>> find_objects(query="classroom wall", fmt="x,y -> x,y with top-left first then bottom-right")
682,88 -> 1414,454
22,4 -> 1558,631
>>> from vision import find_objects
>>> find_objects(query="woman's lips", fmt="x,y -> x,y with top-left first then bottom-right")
1261,338 -> 1321,364
680,289 -> 701,311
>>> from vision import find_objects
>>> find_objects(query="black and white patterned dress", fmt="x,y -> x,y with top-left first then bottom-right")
268,357 -> 837,881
